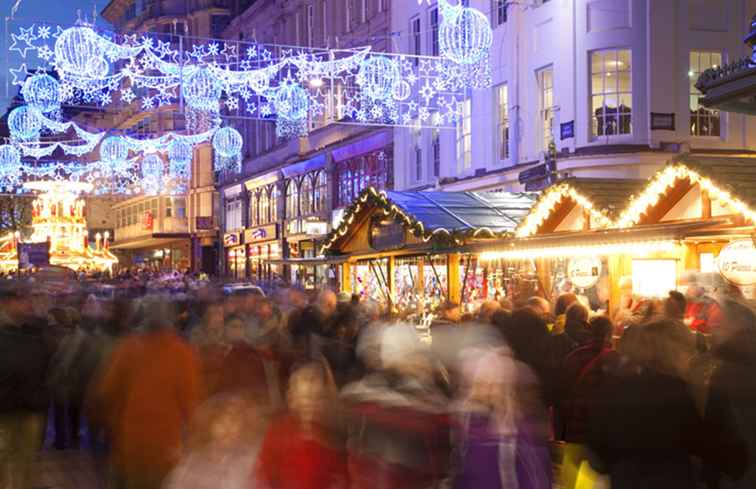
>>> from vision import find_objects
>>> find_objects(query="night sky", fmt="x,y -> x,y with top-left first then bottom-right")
0,0 -> 111,109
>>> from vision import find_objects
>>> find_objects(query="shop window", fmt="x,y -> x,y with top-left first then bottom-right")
690,51 -> 722,137
335,148 -> 393,208
286,179 -> 300,219
591,49 -> 632,137
301,176 -> 313,216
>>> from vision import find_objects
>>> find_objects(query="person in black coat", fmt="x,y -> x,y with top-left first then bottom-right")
0,288 -> 54,489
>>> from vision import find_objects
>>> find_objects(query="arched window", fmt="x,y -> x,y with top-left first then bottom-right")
270,184 -> 279,223
300,175 -> 313,216
248,190 -> 259,227
259,189 -> 270,224
313,171 -> 328,212
286,179 -> 299,219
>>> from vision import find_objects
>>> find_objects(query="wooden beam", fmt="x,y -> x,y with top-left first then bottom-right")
637,178 -> 694,225
701,189 -> 712,219
536,197 -> 577,235
583,209 -> 592,231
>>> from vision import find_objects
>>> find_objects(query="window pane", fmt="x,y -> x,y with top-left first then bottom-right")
618,50 -> 631,70
591,52 -> 603,74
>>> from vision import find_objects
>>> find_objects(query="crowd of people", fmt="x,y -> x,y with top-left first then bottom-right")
0,279 -> 755,489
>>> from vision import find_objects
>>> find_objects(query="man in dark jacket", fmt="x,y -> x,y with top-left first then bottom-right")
0,288 -> 53,489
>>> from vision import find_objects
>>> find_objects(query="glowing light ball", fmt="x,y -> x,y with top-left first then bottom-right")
183,67 -> 222,111
8,106 -> 41,141
168,138 -> 192,164
212,127 -> 243,158
273,82 -> 309,121
439,5 -> 493,65
54,26 -> 109,78
99,136 -> 129,163
22,74 -> 61,114
357,56 -> 401,100
392,80 -> 412,101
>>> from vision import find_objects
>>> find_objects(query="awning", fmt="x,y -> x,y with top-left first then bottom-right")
110,233 -> 190,250
280,154 -> 327,179
332,131 -> 391,162
265,256 -> 348,266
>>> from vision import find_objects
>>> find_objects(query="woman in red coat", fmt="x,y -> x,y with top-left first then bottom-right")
255,361 -> 347,489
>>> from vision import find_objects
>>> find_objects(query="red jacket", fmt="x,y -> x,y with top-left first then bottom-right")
686,299 -> 723,334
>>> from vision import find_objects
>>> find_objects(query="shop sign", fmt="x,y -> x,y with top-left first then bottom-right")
651,112 -> 676,131
369,216 -> 405,251
245,224 -> 278,244
196,216 -> 213,230
560,121 -> 575,140
717,239 -> 756,286
223,232 -> 242,248
288,219 -> 302,235
304,221 -> 328,236
568,256 -> 602,289
18,242 -> 50,268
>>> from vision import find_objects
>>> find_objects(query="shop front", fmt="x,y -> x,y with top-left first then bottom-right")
224,231 -> 246,280
286,218 -> 330,289
245,224 -> 281,286
322,187 -> 537,317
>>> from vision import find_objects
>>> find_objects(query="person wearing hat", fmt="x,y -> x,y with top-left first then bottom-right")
681,272 -> 724,334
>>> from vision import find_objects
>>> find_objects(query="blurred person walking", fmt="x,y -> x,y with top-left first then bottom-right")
91,298 -> 204,489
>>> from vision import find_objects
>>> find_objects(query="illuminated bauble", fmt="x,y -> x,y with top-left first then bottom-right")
22,74 -> 61,113
99,136 -> 129,163
183,67 -> 222,111
357,56 -> 401,100
168,138 -> 192,164
273,82 -> 309,121
54,26 -> 109,78
141,154 -> 165,195
392,80 -> 412,101
439,5 -> 493,65
212,127 -> 243,158
8,106 -> 41,141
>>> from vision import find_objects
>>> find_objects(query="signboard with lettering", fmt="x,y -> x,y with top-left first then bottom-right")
18,242 -> 50,268
196,216 -> 213,230
304,221 -> 328,236
651,112 -> 676,131
369,216 -> 406,251
560,121 -> 575,140
568,256 -> 602,289
717,239 -> 756,286
143,211 -> 154,231
223,232 -> 241,248
244,224 -> 278,244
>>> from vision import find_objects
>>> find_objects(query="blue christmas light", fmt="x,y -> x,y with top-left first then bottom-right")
99,136 -> 129,163
22,74 -> 61,114
168,139 -> 192,181
212,127 -> 243,158
439,4 -> 493,65
8,105 -> 41,141
357,56 -> 401,100
183,67 -> 222,111
0,145 -> 21,190
273,81 -> 309,121
54,26 -> 109,78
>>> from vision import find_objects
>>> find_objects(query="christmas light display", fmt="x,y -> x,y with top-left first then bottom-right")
212,127 -> 243,159
273,80 -> 310,121
21,74 -> 61,114
358,56 -> 402,101
99,136 -> 130,164
8,105 -> 41,141
0,145 -> 22,190
141,154 -> 165,195
183,67 -> 223,112
438,0 -> 493,66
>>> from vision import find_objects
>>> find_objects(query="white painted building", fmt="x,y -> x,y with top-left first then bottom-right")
392,0 -> 756,192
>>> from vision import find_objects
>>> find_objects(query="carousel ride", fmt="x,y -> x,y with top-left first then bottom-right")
0,181 -> 117,273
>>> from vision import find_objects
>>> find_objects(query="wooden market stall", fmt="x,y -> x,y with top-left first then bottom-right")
471,153 -> 756,315
320,187 -> 537,315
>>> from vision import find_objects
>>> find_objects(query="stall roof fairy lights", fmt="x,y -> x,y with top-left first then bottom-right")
617,154 -> 756,228
321,187 -> 537,254
515,178 -> 648,238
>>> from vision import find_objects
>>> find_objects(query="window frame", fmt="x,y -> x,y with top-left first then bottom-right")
456,98 -> 472,172
590,49 -> 632,139
537,66 -> 555,151
496,83 -> 510,161
689,50 -> 723,138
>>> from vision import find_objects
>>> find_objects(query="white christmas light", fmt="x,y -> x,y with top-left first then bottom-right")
358,56 -> 401,100
54,26 -> 109,79
438,1 -> 493,65
183,67 -> 222,111
273,81 -> 310,121
22,74 -> 61,113
213,127 -> 243,158
141,154 -> 165,195
8,105 -> 41,141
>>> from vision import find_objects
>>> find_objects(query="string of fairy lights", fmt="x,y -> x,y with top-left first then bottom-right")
3,0 -> 495,195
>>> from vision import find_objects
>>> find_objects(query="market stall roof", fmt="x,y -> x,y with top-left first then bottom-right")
516,178 -> 647,237
322,187 -> 537,254
617,153 -> 756,228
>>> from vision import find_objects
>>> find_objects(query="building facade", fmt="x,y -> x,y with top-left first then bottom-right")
392,0 -> 756,193
219,0 -> 394,285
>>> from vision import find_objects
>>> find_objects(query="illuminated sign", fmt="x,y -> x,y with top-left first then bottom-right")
717,240 -> 756,286
568,256 -> 602,289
